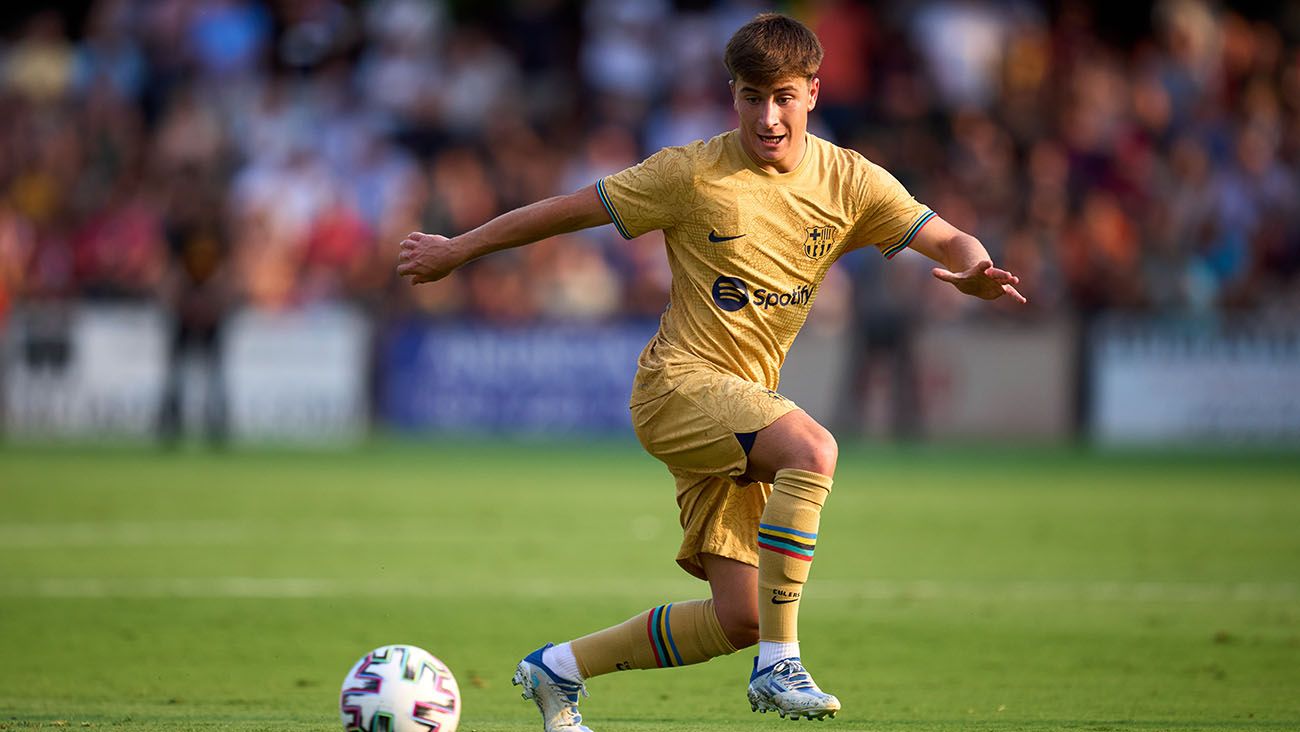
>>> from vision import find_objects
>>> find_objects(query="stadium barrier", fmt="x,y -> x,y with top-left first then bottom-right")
913,319 -> 1077,440
1090,316 -> 1300,444
224,306 -> 371,444
379,319 -> 658,434
5,305 -> 1299,445
3,303 -> 168,440
2,303 -> 370,444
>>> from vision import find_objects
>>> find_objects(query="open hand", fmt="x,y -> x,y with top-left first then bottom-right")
931,260 -> 1027,304
397,232 -> 464,284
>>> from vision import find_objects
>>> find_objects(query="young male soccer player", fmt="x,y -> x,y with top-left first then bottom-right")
398,13 -> 1025,730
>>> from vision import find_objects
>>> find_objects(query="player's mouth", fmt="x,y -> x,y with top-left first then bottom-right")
757,132 -> 786,150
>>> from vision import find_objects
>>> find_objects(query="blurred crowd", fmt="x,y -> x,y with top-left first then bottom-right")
1,0 -> 1299,331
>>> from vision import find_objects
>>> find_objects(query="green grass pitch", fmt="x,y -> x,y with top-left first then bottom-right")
1,440 -> 1297,731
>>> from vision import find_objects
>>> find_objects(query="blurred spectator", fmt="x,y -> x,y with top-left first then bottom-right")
905,1 -> 1024,111
838,248 -> 927,439
644,82 -> 732,152
157,166 -> 231,445
438,27 -> 521,139
72,0 -> 148,103
581,0 -> 667,100
73,167 -> 166,300
531,235 -> 622,321
186,0 -> 272,81
0,200 -> 36,324
809,0 -> 876,138
3,10 -> 75,103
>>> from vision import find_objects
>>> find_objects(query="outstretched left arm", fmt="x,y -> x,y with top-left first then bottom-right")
907,215 -> 1027,304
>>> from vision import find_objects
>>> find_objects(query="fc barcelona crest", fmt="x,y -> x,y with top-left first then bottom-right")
803,225 -> 837,260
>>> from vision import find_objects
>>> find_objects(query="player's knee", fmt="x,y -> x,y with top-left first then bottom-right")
748,412 -> 838,482
792,423 -> 837,476
717,609 -> 759,650
710,594 -> 759,650
812,429 -> 838,475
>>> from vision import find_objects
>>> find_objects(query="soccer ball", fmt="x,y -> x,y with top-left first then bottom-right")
340,645 -> 461,732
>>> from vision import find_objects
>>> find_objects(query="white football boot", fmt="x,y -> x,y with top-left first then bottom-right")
747,657 -> 841,720
512,644 -> 593,732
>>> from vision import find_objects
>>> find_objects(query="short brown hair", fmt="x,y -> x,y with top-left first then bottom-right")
724,13 -> 823,86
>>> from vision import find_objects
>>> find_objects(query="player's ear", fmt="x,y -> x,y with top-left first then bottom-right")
728,79 -> 738,110
808,77 -> 820,109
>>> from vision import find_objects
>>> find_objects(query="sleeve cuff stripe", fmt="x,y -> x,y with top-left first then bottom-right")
596,178 -> 634,240
883,209 -> 936,260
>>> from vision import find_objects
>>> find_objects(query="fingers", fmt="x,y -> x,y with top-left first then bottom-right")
989,266 -> 1026,302
983,265 -> 1020,285
931,267 -> 957,282
395,261 -> 419,282
400,232 -> 432,250
396,244 -> 425,283
982,264 -> 1027,303
397,233 -> 435,284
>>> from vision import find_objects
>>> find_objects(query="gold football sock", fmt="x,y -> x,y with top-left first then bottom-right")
757,468 -> 832,643
570,599 -> 737,678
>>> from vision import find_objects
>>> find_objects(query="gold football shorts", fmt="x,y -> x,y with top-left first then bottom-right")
630,366 -> 800,580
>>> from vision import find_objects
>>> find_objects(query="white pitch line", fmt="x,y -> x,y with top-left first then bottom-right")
0,520 -> 486,547
812,578 -> 1300,603
0,521 -> 256,547
0,577 -> 1295,603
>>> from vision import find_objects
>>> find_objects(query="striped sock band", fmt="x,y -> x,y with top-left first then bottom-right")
758,523 -> 817,561
645,603 -> 684,667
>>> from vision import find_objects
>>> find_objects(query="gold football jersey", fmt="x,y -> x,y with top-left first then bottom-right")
598,130 -> 933,393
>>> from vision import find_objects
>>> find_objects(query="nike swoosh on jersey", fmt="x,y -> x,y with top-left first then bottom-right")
771,597 -> 799,604
708,230 -> 747,243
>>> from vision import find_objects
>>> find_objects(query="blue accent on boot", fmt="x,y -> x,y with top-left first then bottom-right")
523,642 -> 584,703
750,656 -> 802,681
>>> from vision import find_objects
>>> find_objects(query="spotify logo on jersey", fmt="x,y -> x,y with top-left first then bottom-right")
711,276 -> 749,311
711,275 -> 816,312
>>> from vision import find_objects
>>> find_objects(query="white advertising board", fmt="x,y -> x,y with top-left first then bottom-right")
3,304 -> 168,439
2,303 -> 372,444
223,305 -> 371,443
1092,323 -> 1300,444
914,320 -> 1076,440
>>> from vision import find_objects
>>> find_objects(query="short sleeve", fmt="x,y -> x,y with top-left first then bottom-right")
850,161 -> 935,260
596,145 -> 695,239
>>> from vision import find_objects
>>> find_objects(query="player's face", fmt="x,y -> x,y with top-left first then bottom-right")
731,75 -> 819,174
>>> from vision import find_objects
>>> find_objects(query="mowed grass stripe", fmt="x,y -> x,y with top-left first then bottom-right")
0,519 -> 506,546
3,576 -> 1296,603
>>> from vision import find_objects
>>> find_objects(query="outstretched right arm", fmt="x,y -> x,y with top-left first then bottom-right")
397,184 -> 611,284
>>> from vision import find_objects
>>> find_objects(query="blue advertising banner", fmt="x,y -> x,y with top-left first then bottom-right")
381,320 -> 660,434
